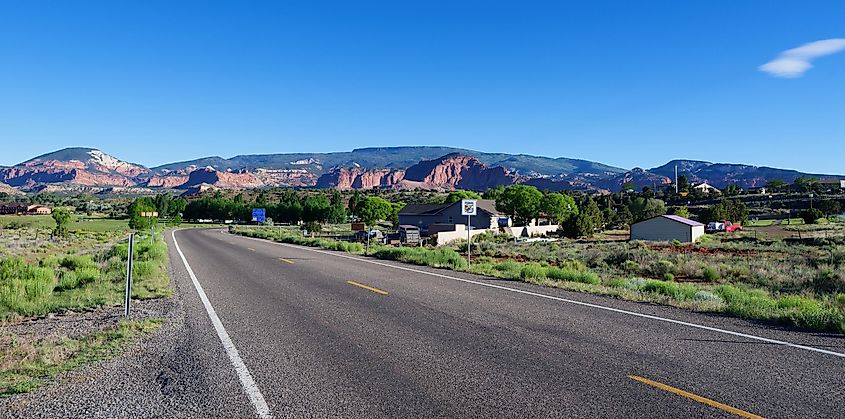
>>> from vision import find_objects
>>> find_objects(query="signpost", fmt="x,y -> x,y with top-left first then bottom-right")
124,233 -> 135,317
461,199 -> 477,268
252,208 -> 266,224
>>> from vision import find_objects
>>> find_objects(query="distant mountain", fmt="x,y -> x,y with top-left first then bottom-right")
153,146 -> 626,178
648,160 -> 836,189
2,146 -> 842,194
2,147 -> 148,190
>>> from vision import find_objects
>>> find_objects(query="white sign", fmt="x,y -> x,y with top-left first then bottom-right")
461,199 -> 477,216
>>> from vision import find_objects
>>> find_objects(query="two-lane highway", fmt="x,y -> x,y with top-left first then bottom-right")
168,228 -> 844,418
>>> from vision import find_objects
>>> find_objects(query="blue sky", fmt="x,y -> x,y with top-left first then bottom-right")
1,1 -> 843,173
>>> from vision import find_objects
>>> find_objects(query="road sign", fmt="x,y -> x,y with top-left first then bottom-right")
252,208 -> 266,223
461,199 -> 477,216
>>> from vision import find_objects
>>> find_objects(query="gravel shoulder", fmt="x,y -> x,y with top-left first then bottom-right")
0,230 -> 253,418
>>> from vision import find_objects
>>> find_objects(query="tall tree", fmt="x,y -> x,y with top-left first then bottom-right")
327,190 -> 348,224
496,185 -> 543,225
51,208 -> 72,237
357,197 -> 393,227
539,193 -> 578,224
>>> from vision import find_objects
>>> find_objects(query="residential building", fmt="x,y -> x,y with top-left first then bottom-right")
0,203 -> 28,215
630,215 -> 705,243
397,199 -> 510,235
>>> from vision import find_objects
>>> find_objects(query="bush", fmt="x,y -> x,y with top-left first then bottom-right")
693,290 -> 724,303
546,266 -> 600,285
650,259 -> 676,277
60,255 -> 97,271
663,273 -> 675,282
800,208 -> 825,225
0,258 -> 56,314
520,263 -> 548,280
641,280 -> 697,300
622,260 -> 641,273
814,266 -> 844,293
494,260 -> 523,276
703,266 -> 721,281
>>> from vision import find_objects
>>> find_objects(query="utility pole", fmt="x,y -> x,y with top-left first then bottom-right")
675,164 -> 678,194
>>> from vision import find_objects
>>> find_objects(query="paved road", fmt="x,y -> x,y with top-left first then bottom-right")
5,228 -> 844,417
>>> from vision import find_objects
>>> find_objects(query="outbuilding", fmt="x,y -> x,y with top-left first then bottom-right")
630,215 -> 705,243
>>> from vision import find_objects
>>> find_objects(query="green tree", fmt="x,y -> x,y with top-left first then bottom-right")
357,197 -> 393,227
51,208 -> 72,237
327,190 -> 348,224
628,198 -> 667,222
699,199 -> 748,224
496,185 -> 543,226
348,190 -> 365,217
582,197 -> 604,230
443,190 -> 482,204
389,202 -> 405,228
617,205 -> 634,227
672,206 -> 691,219
562,212 -> 594,238
482,185 -> 506,201
539,193 -> 578,224
793,177 -> 818,193
819,200 -> 842,217
621,181 -> 636,192
800,208 -> 825,225
677,175 -> 690,193
301,194 -> 331,223
128,198 -> 158,230
723,184 -> 742,196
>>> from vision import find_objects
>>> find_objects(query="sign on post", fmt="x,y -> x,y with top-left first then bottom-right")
252,208 -> 266,223
461,199 -> 477,268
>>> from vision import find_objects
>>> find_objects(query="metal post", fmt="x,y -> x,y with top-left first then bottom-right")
151,225 -> 155,245
124,233 -> 135,317
366,228 -> 370,255
467,214 -> 471,269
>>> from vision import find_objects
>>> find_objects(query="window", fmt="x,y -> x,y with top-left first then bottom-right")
448,216 -> 453,223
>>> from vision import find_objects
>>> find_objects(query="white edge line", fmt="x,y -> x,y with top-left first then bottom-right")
230,230 -> 845,359
172,230 -> 273,418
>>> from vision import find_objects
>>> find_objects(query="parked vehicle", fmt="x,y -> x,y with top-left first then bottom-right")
706,220 -> 742,233
398,225 -> 421,245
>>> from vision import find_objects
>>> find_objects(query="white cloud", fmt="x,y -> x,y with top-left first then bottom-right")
759,38 -> 845,78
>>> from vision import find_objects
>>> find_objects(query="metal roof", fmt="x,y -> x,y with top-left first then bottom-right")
398,199 -> 503,216
660,214 -> 705,227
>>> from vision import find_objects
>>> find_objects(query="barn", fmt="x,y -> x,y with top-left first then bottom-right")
630,215 -> 705,243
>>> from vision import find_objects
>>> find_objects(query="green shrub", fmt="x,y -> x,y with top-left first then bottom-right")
622,260 -> 641,273
0,258 -> 56,314
693,290 -> 724,303
520,263 -> 547,280
56,270 -> 79,291
74,267 -> 100,285
133,261 -> 156,278
650,259 -> 676,277
60,255 -> 97,271
641,280 -> 697,300
702,266 -> 721,281
607,278 -> 627,288
663,273 -> 675,282
546,266 -> 600,284
836,294 -> 845,309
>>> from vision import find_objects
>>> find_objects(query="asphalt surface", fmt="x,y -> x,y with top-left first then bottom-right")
5,228 -> 844,418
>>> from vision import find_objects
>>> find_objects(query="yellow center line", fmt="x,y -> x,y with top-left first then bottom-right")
278,258 -> 295,264
346,281 -> 389,295
628,375 -> 764,419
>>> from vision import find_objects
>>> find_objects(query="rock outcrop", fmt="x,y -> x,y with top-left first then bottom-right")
402,154 -> 518,190
316,167 -> 405,189
181,167 -> 264,189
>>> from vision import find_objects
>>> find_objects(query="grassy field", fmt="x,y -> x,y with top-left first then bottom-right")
0,319 -> 162,395
234,225 -> 845,334
0,215 -> 171,320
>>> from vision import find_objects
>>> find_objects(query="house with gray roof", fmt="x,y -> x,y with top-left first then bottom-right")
398,199 -> 511,235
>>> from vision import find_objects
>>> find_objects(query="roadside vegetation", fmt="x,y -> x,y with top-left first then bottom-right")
234,225 -> 845,334
0,319 -> 162,395
0,220 -> 170,320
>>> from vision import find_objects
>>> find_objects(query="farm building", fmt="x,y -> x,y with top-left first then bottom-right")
398,199 -> 511,235
630,215 -> 705,243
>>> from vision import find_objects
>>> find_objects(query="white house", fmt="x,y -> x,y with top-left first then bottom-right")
692,182 -> 720,194
630,215 -> 705,243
